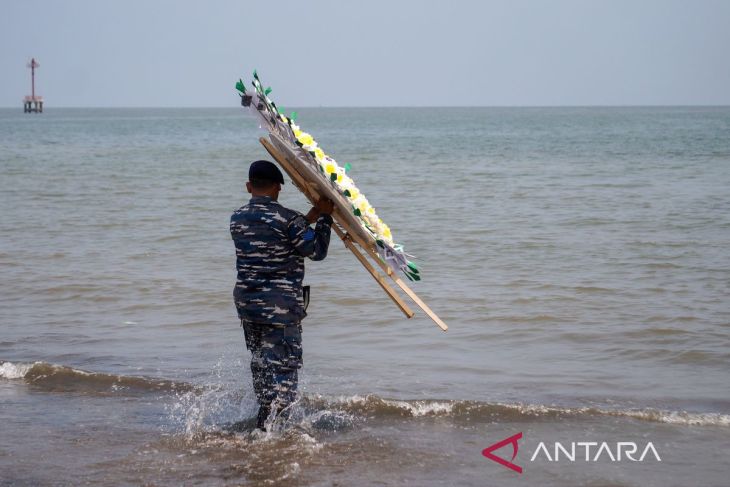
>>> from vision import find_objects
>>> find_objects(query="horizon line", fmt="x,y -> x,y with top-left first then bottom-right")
2,104 -> 730,109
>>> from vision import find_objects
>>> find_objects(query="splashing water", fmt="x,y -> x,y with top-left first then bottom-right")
165,347 -> 258,437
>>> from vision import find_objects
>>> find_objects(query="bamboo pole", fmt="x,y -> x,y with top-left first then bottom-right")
259,136 -> 447,331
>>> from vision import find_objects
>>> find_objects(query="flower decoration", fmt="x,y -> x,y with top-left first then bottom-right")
237,71 -> 419,281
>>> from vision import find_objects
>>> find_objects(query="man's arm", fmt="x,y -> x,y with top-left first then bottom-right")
288,198 -> 334,261
304,198 -> 334,225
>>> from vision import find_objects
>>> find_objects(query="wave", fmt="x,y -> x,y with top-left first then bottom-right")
0,360 -> 194,394
301,395 -> 730,428
3,360 -> 728,427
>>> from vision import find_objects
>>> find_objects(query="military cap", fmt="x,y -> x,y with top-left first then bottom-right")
249,160 -> 285,185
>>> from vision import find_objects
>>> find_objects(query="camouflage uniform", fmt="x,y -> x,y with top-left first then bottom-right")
230,195 -> 332,425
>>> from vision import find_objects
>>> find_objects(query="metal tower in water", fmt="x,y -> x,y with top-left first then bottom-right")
24,58 -> 43,113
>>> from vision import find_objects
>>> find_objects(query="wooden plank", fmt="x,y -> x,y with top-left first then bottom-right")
260,136 -> 449,331
333,225 -> 415,318
380,268 -> 449,331
259,137 -> 415,319
267,133 -> 375,246
331,212 -> 449,332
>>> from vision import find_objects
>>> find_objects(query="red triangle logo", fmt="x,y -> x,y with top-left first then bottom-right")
482,432 -> 523,474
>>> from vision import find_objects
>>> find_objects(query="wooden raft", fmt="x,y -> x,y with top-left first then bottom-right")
259,136 -> 448,332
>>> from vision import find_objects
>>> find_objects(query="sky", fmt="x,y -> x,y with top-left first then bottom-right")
1,0 -> 729,107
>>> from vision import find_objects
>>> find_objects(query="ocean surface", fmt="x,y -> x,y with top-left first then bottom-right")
1,106 -> 729,486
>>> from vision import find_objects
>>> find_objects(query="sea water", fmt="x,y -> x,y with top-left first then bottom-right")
1,107 -> 729,485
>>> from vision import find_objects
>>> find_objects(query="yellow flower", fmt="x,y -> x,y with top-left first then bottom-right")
273,114 -> 398,247
352,195 -> 366,212
358,200 -> 370,214
298,133 -> 314,146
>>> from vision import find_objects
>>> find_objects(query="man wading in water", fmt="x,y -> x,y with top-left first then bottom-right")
230,160 -> 333,430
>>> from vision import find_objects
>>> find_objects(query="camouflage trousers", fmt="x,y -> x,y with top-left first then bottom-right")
241,320 -> 303,424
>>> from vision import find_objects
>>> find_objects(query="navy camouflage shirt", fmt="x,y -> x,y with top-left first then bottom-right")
231,196 -> 332,325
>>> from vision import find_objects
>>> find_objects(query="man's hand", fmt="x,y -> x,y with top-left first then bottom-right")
314,197 -> 334,215
306,197 -> 334,223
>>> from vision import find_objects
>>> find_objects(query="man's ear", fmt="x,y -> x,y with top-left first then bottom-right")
246,181 -> 253,194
